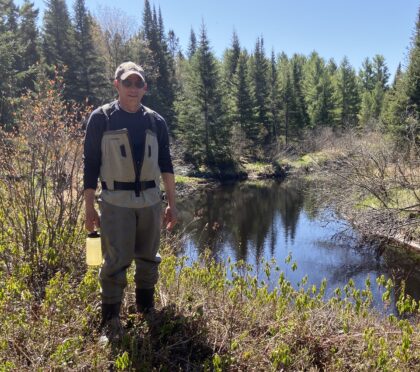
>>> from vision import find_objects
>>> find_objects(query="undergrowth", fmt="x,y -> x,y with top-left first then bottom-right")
1,244 -> 419,371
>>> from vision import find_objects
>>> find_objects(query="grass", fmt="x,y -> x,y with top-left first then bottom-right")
174,175 -> 203,185
1,244 -> 420,371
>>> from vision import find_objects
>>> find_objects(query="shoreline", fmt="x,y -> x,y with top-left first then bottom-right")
174,163 -> 420,253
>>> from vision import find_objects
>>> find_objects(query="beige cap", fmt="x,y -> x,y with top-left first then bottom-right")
114,61 -> 146,81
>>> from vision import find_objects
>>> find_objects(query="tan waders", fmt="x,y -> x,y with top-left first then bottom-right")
97,104 -> 163,342
99,199 -> 161,305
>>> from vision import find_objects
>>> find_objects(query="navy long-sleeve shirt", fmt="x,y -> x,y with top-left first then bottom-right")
83,101 -> 174,190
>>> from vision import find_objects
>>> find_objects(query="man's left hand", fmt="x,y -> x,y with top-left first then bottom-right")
163,205 -> 178,231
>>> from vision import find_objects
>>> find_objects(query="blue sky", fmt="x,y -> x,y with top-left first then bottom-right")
17,0 -> 419,79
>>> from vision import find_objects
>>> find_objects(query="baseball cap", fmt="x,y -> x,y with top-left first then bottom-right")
114,61 -> 146,82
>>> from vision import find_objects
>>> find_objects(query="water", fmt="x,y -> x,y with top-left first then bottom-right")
177,178 -> 420,311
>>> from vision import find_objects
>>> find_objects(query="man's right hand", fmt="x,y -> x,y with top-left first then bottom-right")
85,205 -> 100,232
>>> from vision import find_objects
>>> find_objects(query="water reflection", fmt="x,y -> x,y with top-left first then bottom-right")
178,178 -> 420,309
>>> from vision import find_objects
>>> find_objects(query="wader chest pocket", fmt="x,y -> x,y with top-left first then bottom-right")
148,145 -> 151,157
120,145 -> 127,157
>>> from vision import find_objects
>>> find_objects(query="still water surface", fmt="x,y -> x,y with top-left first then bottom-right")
177,178 -> 420,311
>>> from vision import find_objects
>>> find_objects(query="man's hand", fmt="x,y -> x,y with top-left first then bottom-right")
84,188 -> 99,232
163,205 -> 178,231
85,205 -> 100,232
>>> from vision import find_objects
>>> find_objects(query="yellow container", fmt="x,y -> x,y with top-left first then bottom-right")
86,231 -> 102,266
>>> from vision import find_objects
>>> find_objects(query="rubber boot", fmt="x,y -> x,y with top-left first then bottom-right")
99,302 -> 123,344
136,288 -> 155,314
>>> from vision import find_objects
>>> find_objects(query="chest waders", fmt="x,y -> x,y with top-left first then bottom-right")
99,103 -> 161,208
98,103 -> 163,316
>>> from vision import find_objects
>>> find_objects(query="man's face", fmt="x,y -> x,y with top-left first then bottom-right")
114,74 -> 147,109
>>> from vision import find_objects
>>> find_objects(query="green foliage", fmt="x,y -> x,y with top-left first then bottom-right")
175,24 -> 232,171
0,73 -> 86,294
42,0 -> 78,101
303,52 -> 336,128
72,0 -> 108,105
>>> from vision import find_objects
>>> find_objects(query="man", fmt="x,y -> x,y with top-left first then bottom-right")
83,61 -> 177,341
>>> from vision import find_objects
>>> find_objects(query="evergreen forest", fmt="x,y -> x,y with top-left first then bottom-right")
1,0 -> 419,173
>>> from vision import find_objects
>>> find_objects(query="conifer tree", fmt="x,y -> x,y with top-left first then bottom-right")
335,57 -> 360,128
187,27 -> 197,59
405,6 -> 420,118
175,24 -> 230,169
224,30 -> 240,80
42,0 -> 77,101
233,51 -> 258,142
72,0 -> 108,105
141,0 -> 175,126
359,55 -> 389,125
221,31 -> 241,139
249,37 -> 271,144
289,54 -> 309,137
303,52 -> 335,127
0,0 -> 21,126
383,7 -> 420,137
359,57 -> 375,91
17,1 -> 40,92
277,53 -> 293,143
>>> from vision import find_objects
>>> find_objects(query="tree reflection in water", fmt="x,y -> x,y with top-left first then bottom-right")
177,178 -> 420,308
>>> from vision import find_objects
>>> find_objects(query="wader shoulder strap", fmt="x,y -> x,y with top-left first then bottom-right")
142,105 -> 157,133
100,103 -> 113,131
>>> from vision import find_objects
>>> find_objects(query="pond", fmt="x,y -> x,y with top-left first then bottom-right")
177,178 -> 420,312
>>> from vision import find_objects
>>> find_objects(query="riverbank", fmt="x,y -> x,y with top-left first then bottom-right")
174,132 -> 420,252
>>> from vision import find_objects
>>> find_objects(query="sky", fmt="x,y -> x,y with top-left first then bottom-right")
16,0 -> 419,79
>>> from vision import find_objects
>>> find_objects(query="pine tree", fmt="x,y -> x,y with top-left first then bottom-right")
175,24 -> 230,169
72,0 -> 108,105
167,29 -> 180,59
250,37 -> 271,144
17,1 -> 40,92
359,55 -> 389,125
224,30 -> 240,80
0,0 -> 21,127
221,31 -> 241,144
289,54 -> 309,138
277,53 -> 293,143
42,0 -> 77,101
359,57 -> 375,91
335,57 -> 360,128
232,51 -> 258,155
382,7 -> 420,137
141,0 -> 175,126
187,27 -> 197,59
269,50 -> 280,139
303,52 -> 335,128
405,6 -> 420,118
372,54 -> 389,90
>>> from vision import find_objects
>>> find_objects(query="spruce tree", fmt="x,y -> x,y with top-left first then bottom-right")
0,0 -> 21,127
235,52 -> 258,138
175,24 -> 230,169
250,37 -> 271,145
303,52 -> 335,128
277,53 -> 293,143
335,57 -> 360,128
72,0 -> 108,105
359,57 -> 375,91
289,54 -> 309,138
17,1 -> 40,92
141,0 -> 175,126
269,50 -> 280,139
42,0 -> 77,101
187,27 -> 197,59
405,6 -> 420,118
